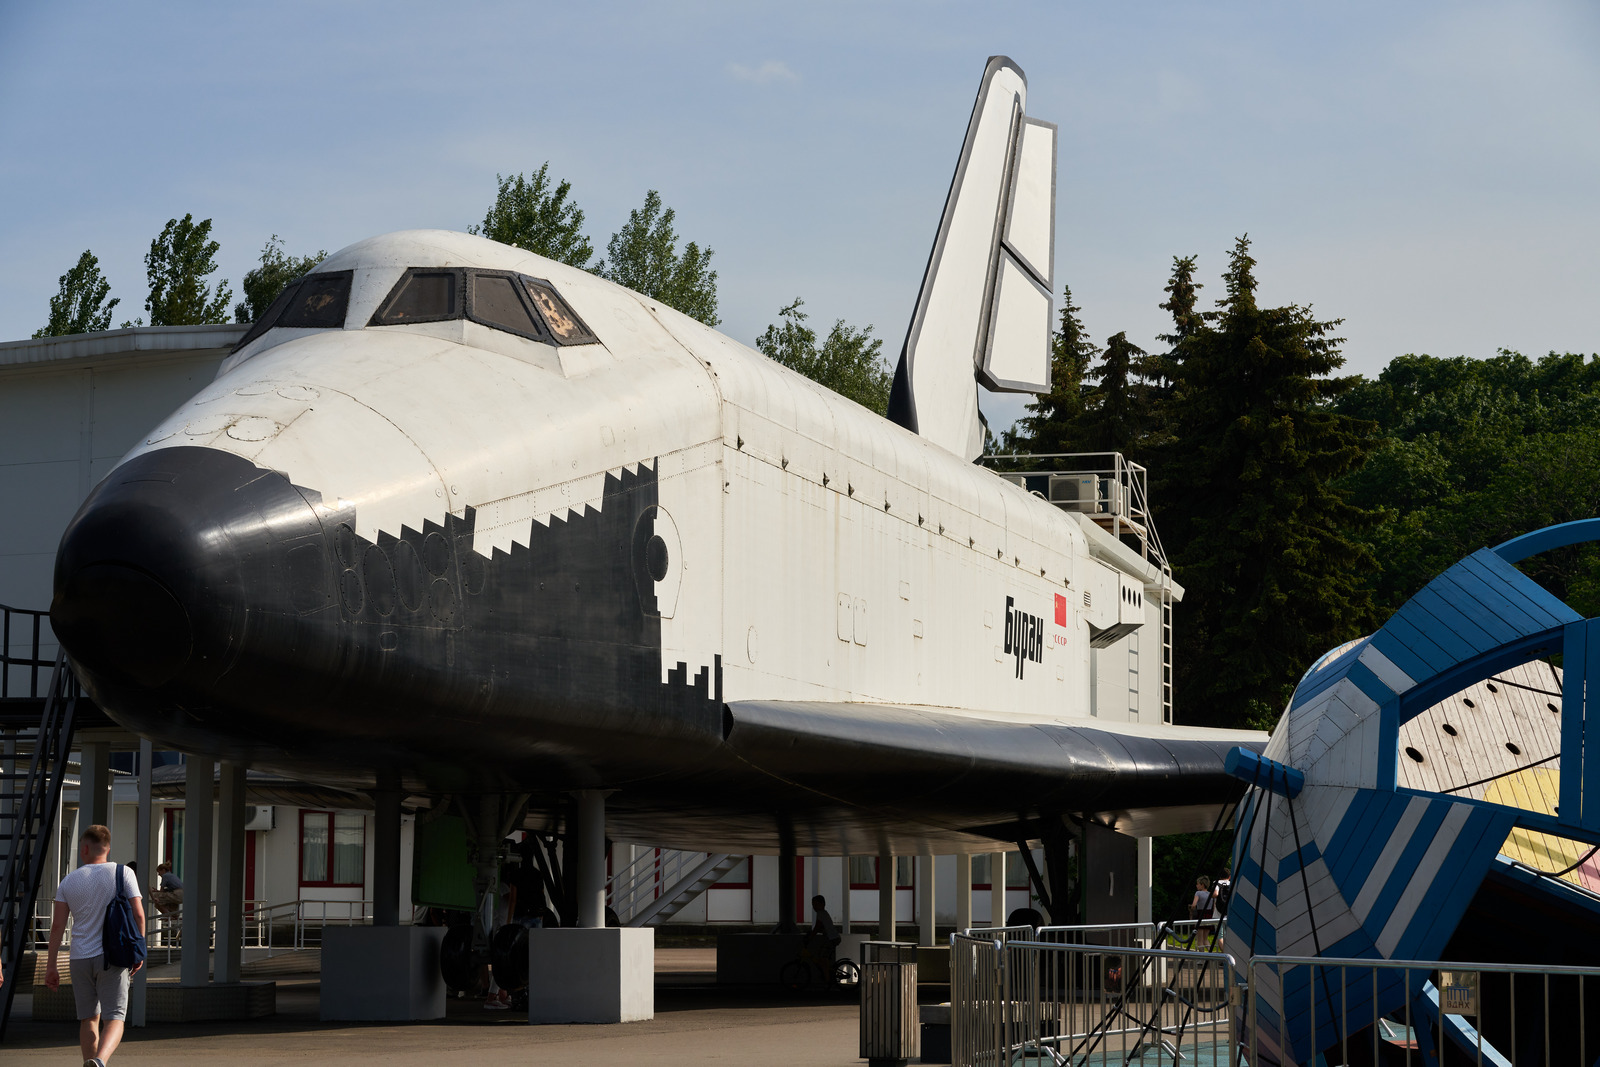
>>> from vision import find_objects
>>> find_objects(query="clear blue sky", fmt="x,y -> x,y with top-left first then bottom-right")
2,1 -> 1596,433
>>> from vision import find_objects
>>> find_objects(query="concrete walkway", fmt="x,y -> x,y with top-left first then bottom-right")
3,949 -> 864,1066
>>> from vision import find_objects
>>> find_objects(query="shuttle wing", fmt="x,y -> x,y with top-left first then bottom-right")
888,56 -> 1058,461
723,699 -> 1264,839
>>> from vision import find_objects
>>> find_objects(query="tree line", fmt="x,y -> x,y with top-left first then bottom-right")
34,163 -> 892,414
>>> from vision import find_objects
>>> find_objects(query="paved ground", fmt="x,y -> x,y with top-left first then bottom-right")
3,949 -> 865,1066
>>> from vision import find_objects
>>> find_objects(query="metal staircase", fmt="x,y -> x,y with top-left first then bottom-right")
1,605 -> 81,1040
606,849 -> 741,927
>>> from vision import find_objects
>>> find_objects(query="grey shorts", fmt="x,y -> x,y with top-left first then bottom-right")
69,956 -> 131,1021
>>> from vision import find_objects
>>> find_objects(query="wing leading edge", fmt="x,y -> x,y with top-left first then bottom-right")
722,700 -> 1266,839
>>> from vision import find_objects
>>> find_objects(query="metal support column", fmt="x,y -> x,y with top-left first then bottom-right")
373,788 -> 403,927
917,852 -> 935,946
1137,836 -> 1153,926
878,849 -> 895,941
128,739 -> 153,1026
575,790 -> 607,928
777,829 -> 797,935
180,756 -> 215,987
954,853 -> 972,933
80,740 -> 110,830
991,852 -> 1007,926
214,762 -> 247,984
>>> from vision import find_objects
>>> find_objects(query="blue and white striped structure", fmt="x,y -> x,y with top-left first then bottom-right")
1224,519 -> 1600,1066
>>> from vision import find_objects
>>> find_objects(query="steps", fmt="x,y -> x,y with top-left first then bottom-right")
1,603 -> 80,1042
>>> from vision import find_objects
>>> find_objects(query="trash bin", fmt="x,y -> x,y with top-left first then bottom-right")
860,942 -> 919,1067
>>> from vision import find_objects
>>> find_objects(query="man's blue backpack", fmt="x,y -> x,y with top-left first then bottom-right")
103,863 -> 147,969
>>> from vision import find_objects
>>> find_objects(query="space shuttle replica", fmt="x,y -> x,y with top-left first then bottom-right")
50,58 -> 1261,918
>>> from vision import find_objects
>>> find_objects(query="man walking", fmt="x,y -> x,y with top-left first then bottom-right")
45,824 -> 145,1067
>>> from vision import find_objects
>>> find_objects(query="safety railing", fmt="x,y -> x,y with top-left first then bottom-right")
1246,954 -> 1600,1067
0,602 -> 52,700
607,848 -> 707,924
35,896 -> 386,959
951,931 -> 1236,1067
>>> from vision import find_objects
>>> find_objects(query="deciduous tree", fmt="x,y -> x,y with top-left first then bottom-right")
470,164 -> 594,267
144,214 -> 232,326
756,298 -> 892,414
34,250 -> 119,337
597,190 -> 719,326
235,236 -> 325,323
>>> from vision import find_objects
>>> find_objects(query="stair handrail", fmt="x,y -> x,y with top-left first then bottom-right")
0,651 -> 79,1040
0,601 -> 53,700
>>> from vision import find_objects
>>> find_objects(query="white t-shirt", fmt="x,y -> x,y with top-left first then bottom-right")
56,862 -> 141,960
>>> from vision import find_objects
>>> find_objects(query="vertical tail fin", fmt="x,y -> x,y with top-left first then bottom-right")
888,56 -> 1057,460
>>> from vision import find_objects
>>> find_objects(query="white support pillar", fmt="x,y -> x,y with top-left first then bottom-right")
575,790 -> 607,928
954,853 -> 972,934
841,856 -> 853,933
180,755 -> 215,987
878,850 -> 895,941
214,762 -> 247,984
1137,836 -> 1153,927
917,853 -> 935,947
991,852 -> 1007,927
79,741 -> 111,829
128,739 -> 153,1027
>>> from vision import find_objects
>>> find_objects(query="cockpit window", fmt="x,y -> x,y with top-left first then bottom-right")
278,270 -> 353,328
367,268 -> 597,346
523,279 -> 597,345
468,272 -> 546,341
369,270 -> 461,326
231,280 -> 300,352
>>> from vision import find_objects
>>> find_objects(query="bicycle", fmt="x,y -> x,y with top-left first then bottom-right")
778,939 -> 861,993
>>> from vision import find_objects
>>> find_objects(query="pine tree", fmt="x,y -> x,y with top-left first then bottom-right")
1078,331 -> 1152,455
469,164 -> 594,267
235,236 -> 326,323
1163,236 -> 1378,729
144,214 -> 232,326
34,250 -> 120,337
1006,284 -> 1099,454
596,190 -> 719,326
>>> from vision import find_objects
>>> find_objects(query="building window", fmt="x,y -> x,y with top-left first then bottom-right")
846,856 -> 918,889
971,854 -> 991,889
300,810 -> 365,887
163,808 -> 185,878
712,857 -> 752,889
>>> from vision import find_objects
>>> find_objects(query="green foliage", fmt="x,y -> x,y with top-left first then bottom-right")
1152,832 -> 1230,923
756,298 -> 892,415
1159,237 -> 1379,728
1078,331 -> 1155,455
469,164 -> 594,268
1334,350 -> 1600,618
34,250 -> 119,337
596,190 -> 719,326
144,214 -> 232,326
234,235 -> 325,323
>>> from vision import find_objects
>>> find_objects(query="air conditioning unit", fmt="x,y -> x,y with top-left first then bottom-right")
1050,474 -> 1100,513
243,806 -> 275,831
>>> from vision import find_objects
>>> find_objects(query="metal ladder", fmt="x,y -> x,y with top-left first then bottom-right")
1,604 -> 81,1040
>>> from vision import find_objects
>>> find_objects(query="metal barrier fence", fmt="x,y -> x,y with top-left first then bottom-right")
1246,954 -> 1600,1067
952,932 -> 1236,1067
34,896 -> 385,960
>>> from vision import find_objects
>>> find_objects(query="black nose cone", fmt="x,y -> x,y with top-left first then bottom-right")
52,446 -> 324,698
53,563 -> 192,687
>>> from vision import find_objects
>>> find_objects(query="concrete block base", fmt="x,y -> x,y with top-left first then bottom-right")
527,926 -> 653,1023
715,931 -> 806,985
321,926 -> 446,1021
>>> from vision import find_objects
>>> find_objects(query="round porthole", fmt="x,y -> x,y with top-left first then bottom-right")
1487,682 -> 1499,693
1405,747 -> 1425,763
1506,742 -> 1522,756
1463,698 -> 1477,709
1548,702 -> 1560,714
1442,723 -> 1458,736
